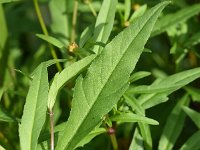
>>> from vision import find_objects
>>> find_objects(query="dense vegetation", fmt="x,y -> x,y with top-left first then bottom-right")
1,0 -> 200,150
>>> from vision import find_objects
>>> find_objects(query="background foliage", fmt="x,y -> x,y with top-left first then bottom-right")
1,0 -> 200,150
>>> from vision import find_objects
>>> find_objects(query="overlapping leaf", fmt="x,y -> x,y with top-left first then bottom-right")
158,94 -> 190,150
19,63 -> 49,150
152,3 -> 200,36
56,2 -> 170,150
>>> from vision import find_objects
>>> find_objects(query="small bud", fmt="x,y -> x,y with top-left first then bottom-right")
69,42 -> 78,53
107,127 -> 115,135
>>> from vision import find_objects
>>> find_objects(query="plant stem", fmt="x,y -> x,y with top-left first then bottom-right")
71,0 -> 79,43
87,1 -> 97,17
33,0 -> 62,72
110,132 -> 118,150
49,110 -> 54,150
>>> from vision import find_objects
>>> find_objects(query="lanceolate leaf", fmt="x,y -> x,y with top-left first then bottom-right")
126,67 -> 200,109
19,63 -> 49,150
182,106 -> 200,129
158,94 -> 190,150
127,67 -> 200,94
56,2 -> 169,150
129,127 -> 144,150
36,34 -> 65,49
110,113 -> 159,125
92,0 -> 117,53
152,3 -> 200,36
48,55 -> 96,110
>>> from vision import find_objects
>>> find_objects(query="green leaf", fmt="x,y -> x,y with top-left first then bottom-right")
75,128 -> 106,148
56,2 -> 169,150
124,94 -> 145,115
127,67 -> 200,94
0,5 -> 7,49
0,105 -> 17,122
129,127 -> 144,150
110,113 -> 159,125
48,55 -> 96,110
0,87 -> 5,102
158,94 -> 190,150
126,67 -> 200,109
152,3 -> 200,36
129,4 -> 147,23
92,0 -> 117,53
36,34 -> 66,49
19,63 -> 49,150
37,126 -> 106,150
124,0 -> 131,21
138,123 -> 152,150
184,86 -> 200,102
180,130 -> 200,150
184,32 -> 200,47
79,25 -> 94,48
0,0 -> 20,4
123,94 -> 153,149
129,71 -> 151,83
182,106 -> 200,128
139,93 -> 169,109
49,0 -> 70,45
0,145 -> 5,150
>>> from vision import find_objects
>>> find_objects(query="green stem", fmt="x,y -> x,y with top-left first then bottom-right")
49,110 -> 54,150
110,133 -> 118,150
88,1 -> 97,17
71,0 -> 79,43
33,0 -> 62,72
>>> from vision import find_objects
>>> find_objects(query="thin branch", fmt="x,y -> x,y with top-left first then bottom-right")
49,110 -> 54,150
71,0 -> 79,43
33,0 -> 62,72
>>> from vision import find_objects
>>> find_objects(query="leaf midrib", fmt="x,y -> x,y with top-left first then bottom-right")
64,6 -> 160,149
29,65 -> 45,149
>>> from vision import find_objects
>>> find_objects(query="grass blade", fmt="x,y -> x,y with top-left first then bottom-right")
19,63 -> 49,150
158,94 -> 190,150
56,2 -> 170,150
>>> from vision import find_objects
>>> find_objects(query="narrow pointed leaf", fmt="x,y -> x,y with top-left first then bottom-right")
19,63 -> 49,150
152,3 -> 200,36
124,94 -> 153,149
48,55 -> 96,110
127,67 -> 200,94
36,34 -> 65,49
158,94 -> 190,150
129,127 -> 144,150
129,71 -> 151,83
184,86 -> 200,102
110,113 -> 159,125
0,106 -> 17,122
182,106 -> 200,128
92,0 -> 117,52
56,2 -> 169,150
138,123 -> 152,150
180,130 -> 200,150
124,0 -> 131,21
129,4 -> 147,23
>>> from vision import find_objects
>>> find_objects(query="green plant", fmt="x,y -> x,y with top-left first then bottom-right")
1,0 -> 200,150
